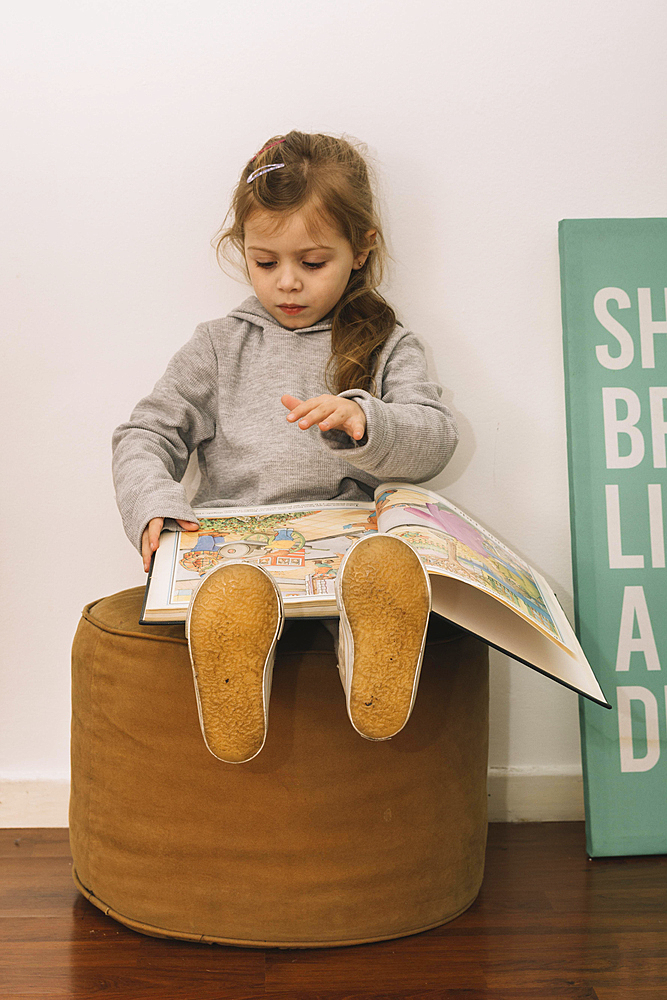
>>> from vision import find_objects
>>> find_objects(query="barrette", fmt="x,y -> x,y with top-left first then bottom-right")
251,139 -> 286,161
247,163 -> 286,183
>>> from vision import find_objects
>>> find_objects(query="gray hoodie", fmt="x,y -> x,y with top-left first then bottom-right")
112,296 -> 458,551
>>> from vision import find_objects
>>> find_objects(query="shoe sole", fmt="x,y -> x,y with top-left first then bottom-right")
187,562 -> 282,763
341,535 -> 431,740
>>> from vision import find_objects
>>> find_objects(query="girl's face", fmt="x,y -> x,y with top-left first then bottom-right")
243,208 -> 370,329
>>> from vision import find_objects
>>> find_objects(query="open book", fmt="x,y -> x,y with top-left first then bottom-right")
143,482 -> 610,707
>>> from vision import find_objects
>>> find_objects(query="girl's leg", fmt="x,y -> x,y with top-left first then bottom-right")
321,618 -> 339,654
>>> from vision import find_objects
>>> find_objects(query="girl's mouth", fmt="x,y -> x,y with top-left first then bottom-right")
279,304 -> 306,315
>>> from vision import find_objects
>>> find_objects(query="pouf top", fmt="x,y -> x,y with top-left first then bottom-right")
83,586 -> 464,650
83,587 -> 187,644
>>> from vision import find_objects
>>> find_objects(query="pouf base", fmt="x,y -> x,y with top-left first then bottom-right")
72,867 -> 480,948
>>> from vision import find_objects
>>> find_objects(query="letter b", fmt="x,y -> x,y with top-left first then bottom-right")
603,388 -> 645,468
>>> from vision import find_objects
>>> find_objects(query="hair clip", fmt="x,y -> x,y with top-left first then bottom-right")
251,139 -> 286,161
247,163 -> 286,183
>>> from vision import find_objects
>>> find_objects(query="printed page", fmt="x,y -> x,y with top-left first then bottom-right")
429,573 -> 609,706
374,483 -> 565,648
144,500 -> 377,617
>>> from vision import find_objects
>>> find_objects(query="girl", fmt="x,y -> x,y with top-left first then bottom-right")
112,131 -> 458,764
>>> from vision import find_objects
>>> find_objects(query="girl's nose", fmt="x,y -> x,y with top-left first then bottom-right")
276,265 -> 302,293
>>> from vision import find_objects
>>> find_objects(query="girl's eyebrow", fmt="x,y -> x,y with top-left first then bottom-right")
246,245 -> 335,253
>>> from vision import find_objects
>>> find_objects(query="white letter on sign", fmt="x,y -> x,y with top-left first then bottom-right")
650,387 -> 667,468
638,287 -> 667,368
603,388 -> 644,468
617,686 -> 660,772
616,586 -> 661,672
605,485 -> 644,569
594,288 -> 634,369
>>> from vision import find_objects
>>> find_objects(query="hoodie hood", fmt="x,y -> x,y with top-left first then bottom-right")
229,295 -> 334,334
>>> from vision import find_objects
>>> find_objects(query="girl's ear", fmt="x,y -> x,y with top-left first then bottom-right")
355,229 -> 377,268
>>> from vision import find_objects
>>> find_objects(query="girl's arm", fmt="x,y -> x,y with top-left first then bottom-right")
112,324 -> 217,552
317,328 -> 458,483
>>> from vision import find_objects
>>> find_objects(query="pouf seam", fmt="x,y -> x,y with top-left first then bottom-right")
68,620 -> 103,877
72,866 -> 480,949
85,623 -> 109,890
82,602 -> 188,645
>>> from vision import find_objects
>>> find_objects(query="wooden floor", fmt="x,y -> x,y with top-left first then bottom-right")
1,822 -> 665,999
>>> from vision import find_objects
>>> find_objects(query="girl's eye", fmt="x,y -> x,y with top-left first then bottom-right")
253,260 -> 326,270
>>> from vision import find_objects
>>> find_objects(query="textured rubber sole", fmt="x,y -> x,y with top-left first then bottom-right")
188,563 -> 281,762
342,535 -> 430,740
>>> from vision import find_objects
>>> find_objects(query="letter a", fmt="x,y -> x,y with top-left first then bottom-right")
615,586 -> 661,671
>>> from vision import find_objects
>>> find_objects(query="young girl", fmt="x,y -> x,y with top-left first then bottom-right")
112,131 -> 458,764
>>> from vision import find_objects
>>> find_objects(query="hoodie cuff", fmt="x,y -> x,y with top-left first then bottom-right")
127,485 -> 200,553
319,389 -> 390,470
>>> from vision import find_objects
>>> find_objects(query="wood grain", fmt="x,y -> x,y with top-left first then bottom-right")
0,823 -> 665,999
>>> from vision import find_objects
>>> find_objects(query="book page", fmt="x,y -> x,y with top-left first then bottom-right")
144,500 -> 377,616
374,483 -> 564,647
430,574 -> 609,707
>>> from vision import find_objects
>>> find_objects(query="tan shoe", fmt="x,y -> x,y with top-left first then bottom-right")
336,534 -> 431,741
186,561 -> 283,763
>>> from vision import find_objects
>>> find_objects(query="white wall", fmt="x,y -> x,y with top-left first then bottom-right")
3,0 -> 666,824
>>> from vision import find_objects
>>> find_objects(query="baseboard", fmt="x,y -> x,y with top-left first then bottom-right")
1,771 -> 584,828
0,780 -> 70,828
487,767 -> 584,822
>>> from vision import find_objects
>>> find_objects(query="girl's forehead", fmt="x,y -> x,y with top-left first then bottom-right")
244,206 -> 344,248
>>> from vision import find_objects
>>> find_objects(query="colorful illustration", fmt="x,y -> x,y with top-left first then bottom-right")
376,487 -> 561,641
147,487 -> 560,642
164,504 -> 377,606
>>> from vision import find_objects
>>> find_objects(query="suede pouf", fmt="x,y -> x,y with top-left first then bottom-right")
69,587 -> 489,948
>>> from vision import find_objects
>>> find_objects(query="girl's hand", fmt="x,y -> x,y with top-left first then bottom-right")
141,517 -> 200,573
281,393 -> 367,441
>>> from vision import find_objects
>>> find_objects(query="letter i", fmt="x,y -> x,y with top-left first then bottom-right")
648,484 -> 666,568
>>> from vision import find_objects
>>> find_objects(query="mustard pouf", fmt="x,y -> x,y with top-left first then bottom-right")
69,587 -> 489,948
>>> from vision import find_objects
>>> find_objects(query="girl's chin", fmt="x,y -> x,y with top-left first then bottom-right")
274,309 -> 319,328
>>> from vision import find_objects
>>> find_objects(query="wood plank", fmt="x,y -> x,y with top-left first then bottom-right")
0,829 -> 71,858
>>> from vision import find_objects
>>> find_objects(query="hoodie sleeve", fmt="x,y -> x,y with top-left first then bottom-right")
319,328 -> 458,482
111,324 -> 217,551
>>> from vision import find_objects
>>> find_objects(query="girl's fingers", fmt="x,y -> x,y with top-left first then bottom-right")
286,399 -> 327,422
298,404 -> 337,428
141,532 -> 153,572
176,519 -> 200,531
148,519 -> 163,551
284,395 -> 366,435
281,393 -> 303,412
141,536 -> 150,571
318,407 -> 348,430
142,517 -> 164,572
321,408 -> 366,439
346,422 -> 366,440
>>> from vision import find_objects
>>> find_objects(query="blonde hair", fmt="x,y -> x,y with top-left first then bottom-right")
213,131 -> 396,395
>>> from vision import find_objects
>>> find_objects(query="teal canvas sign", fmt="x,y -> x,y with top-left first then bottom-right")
560,219 -> 667,856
